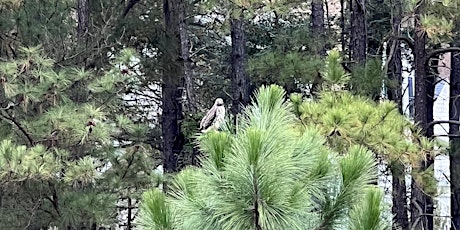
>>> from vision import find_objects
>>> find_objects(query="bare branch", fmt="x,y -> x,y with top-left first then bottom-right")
23,198 -> 43,230
433,134 -> 460,138
426,47 -> 460,62
427,120 -> 460,127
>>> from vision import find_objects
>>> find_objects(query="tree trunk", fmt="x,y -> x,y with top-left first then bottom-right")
392,163 -> 409,230
178,0 -> 196,113
388,3 -> 408,227
387,0 -> 403,113
230,14 -> 249,117
74,0 -> 90,102
310,0 -> 325,96
411,8 -> 434,229
388,43 -> 403,112
162,0 -> 185,173
450,51 -> 460,229
340,0 -> 346,54
413,4 -> 433,138
311,0 -> 325,55
350,0 -> 366,64
76,0 -> 89,41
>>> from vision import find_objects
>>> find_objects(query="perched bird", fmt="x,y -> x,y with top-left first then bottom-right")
200,98 -> 225,132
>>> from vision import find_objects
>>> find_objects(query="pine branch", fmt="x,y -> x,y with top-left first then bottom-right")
0,112 -> 34,146
121,147 -> 138,179
122,0 -> 140,18
47,181 -> 61,216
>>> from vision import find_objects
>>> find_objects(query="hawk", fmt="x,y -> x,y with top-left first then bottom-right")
200,98 -> 225,132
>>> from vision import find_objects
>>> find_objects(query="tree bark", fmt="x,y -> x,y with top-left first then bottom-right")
388,3 -> 408,227
311,0 -> 325,55
450,51 -> 460,229
74,0 -> 90,102
310,0 -> 325,95
340,0 -> 346,54
388,44 -> 403,112
178,0 -> 196,113
230,14 -> 250,117
392,163 -> 409,230
413,7 -> 434,138
350,0 -> 366,64
411,6 -> 434,229
387,0 -> 403,113
76,0 -> 89,41
162,0 -> 185,173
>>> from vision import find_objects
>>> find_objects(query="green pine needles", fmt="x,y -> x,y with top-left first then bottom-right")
0,46 -> 157,228
293,50 -> 438,195
136,84 -> 390,230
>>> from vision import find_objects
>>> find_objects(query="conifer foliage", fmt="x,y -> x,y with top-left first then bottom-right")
292,51 -> 436,185
0,46 -> 156,228
136,84 -> 390,230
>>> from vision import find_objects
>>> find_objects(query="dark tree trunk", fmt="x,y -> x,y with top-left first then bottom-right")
411,9 -> 434,229
387,0 -> 403,113
162,0 -> 185,173
340,0 -> 346,54
388,44 -> 403,112
388,3 -> 407,227
350,0 -> 366,64
76,0 -> 89,41
311,0 -> 325,55
310,0 -> 325,95
392,163 -> 409,230
74,0 -> 90,102
450,51 -> 460,229
179,0 -> 196,113
413,4 -> 433,138
230,14 -> 249,117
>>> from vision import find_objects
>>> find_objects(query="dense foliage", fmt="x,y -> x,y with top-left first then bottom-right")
136,85 -> 390,230
0,46 -> 158,228
1,0 -> 459,228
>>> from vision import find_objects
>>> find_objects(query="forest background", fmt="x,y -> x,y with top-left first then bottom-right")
1,0 -> 460,229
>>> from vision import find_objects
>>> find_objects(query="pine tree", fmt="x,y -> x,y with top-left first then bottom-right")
291,50 -> 438,230
0,46 -> 157,228
136,84 -> 390,230
407,1 -> 459,228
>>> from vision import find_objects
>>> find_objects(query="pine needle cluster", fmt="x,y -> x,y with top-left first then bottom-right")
0,46 -> 158,228
291,50 -> 438,195
136,84 -> 390,230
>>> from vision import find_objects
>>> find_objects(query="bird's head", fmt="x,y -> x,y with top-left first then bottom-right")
215,98 -> 224,106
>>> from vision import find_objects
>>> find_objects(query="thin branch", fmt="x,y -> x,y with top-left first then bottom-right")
433,134 -> 460,138
442,172 -> 451,184
382,38 -> 397,80
121,147 -> 138,179
426,47 -> 460,62
23,198 -> 42,230
390,36 -> 415,50
122,0 -> 140,18
0,113 -> 34,146
427,120 -> 460,127
47,181 -> 60,216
